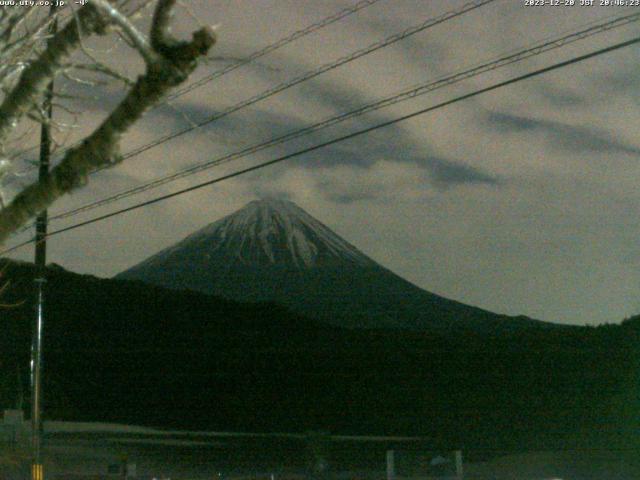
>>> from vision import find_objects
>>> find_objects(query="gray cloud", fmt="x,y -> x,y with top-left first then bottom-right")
535,86 -> 588,108
429,157 -> 500,186
358,4 -> 448,71
324,190 -> 377,204
600,70 -> 636,93
156,73 -> 501,191
588,45 -> 640,98
486,111 -> 640,156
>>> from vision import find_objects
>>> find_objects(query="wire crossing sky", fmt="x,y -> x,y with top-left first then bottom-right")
11,0 -> 495,175
3,34 -> 639,259
11,0 -> 499,233
106,0 -> 497,169
10,0 -> 384,168
5,0 -> 640,326
43,10 -> 640,225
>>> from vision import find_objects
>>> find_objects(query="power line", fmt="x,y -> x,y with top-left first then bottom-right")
3,0 -> 496,241
45,11 -> 640,224
2,34 -> 637,257
165,0 -> 385,102
97,0 -> 496,166
7,0 -> 496,220
9,0 -> 384,165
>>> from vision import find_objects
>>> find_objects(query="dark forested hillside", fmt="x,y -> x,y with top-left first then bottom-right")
1,259 -> 639,454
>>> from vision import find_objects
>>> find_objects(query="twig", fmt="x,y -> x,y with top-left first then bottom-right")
0,0 -> 216,243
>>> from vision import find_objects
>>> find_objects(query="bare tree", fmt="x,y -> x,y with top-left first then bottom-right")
0,0 -> 216,245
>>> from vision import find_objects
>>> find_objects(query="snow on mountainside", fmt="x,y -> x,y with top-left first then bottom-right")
146,198 -> 375,270
117,198 -> 552,331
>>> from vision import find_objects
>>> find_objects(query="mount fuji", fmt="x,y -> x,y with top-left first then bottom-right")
117,198 -> 549,332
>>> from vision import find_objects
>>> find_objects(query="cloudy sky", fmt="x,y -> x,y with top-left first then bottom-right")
4,0 -> 640,325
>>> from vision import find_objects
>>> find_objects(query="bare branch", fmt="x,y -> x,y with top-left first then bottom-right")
66,63 -> 135,87
91,0 -> 159,64
0,279 -> 26,308
0,12 -> 55,89
119,0 -> 157,19
150,0 -> 177,51
0,5 -> 110,148
0,1 -> 216,243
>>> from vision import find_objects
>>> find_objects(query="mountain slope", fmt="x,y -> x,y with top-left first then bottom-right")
117,198 -> 551,332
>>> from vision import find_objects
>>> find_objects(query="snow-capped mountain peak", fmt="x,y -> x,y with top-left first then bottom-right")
152,198 -> 375,270
117,197 -> 546,331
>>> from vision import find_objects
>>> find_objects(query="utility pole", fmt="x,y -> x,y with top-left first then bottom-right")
31,6 -> 57,480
